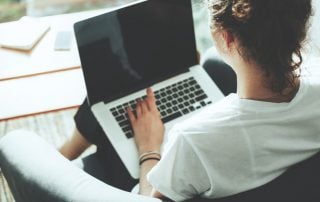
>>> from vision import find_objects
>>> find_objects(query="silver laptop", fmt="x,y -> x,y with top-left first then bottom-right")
74,0 -> 224,179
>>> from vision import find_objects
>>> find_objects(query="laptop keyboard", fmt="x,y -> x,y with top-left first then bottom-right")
110,77 -> 212,138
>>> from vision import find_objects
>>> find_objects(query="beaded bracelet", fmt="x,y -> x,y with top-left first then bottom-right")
139,157 -> 161,166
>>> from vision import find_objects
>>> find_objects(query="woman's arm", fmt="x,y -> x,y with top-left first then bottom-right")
59,128 -> 92,160
128,88 -> 168,199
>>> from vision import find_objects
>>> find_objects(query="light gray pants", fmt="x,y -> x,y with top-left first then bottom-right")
0,130 -> 160,202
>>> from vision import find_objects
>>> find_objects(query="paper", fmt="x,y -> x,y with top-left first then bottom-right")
0,16 -> 50,51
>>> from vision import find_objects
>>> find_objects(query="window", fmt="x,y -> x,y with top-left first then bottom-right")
0,0 -> 135,23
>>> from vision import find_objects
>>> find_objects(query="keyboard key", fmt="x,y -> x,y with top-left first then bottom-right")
155,94 -> 161,99
119,120 -> 130,127
173,106 -> 178,111
182,108 -> 190,114
119,108 -> 125,114
167,89 -> 173,94
207,101 -> 213,105
183,95 -> 189,100
167,108 -> 173,114
172,93 -> 178,98
112,111 -> 119,117
161,98 -> 167,103
200,101 -> 207,107
160,92 -> 166,97
195,84 -> 201,89
130,103 -> 137,109
160,105 -> 166,110
115,115 -> 125,122
184,89 -> 190,94
195,90 -> 205,96
167,95 -> 173,101
189,106 -> 195,111
122,125 -> 131,132
178,86 -> 183,90
184,101 -> 190,107
125,132 -> 133,138
161,111 -> 167,117
189,80 -> 197,85
195,94 -> 208,102
162,112 -> 183,123
183,83 -> 189,88
166,102 -> 172,108
178,104 -> 184,109
111,108 -> 116,112
172,100 -> 178,105
178,98 -> 183,103
190,87 -> 196,92
178,91 -> 184,96
156,100 -> 161,105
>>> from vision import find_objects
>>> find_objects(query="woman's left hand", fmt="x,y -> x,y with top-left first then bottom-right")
127,88 -> 165,155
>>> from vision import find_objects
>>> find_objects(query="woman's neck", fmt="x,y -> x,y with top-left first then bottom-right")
234,60 -> 300,103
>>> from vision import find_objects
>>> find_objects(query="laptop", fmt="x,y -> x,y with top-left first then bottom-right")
74,0 -> 224,179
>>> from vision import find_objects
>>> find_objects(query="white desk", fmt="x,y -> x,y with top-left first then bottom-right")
0,9 -> 108,81
0,10 -> 108,120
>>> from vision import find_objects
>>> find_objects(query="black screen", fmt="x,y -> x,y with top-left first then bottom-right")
74,0 -> 197,105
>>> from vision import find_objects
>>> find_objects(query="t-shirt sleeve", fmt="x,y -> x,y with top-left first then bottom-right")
147,128 -> 211,201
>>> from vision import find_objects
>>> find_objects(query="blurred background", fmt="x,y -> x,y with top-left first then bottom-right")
0,0 -> 213,53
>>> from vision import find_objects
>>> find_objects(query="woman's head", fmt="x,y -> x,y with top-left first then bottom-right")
207,0 -> 312,93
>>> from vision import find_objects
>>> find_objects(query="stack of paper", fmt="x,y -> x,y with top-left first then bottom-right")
0,16 -> 50,51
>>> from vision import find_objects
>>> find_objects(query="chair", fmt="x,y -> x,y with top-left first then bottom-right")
185,151 -> 320,202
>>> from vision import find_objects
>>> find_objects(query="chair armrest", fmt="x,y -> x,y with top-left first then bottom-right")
184,152 -> 320,202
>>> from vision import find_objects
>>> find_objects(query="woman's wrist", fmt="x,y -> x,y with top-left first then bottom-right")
138,145 -> 161,155
139,150 -> 161,166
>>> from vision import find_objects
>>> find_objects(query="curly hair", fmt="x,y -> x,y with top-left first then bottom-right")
207,0 -> 312,93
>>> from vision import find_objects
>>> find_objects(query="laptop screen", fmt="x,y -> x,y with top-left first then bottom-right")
74,0 -> 198,105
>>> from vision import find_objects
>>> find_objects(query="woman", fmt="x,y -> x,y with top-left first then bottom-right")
0,0 -> 319,201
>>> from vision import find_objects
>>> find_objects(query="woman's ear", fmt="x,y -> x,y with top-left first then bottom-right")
221,30 -> 236,51
212,30 -> 231,54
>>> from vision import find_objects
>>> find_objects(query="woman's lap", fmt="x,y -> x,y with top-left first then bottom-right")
74,100 -> 138,191
0,130 -> 160,202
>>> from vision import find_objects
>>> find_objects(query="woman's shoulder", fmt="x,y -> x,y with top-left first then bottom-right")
175,94 -> 241,131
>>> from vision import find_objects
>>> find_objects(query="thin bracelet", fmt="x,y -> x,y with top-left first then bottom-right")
139,153 -> 161,163
139,157 -> 161,166
139,151 -> 161,162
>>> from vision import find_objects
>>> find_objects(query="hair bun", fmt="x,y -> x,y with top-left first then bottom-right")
232,0 -> 252,22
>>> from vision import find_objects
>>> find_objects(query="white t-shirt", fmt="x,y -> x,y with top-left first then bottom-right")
147,75 -> 320,201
